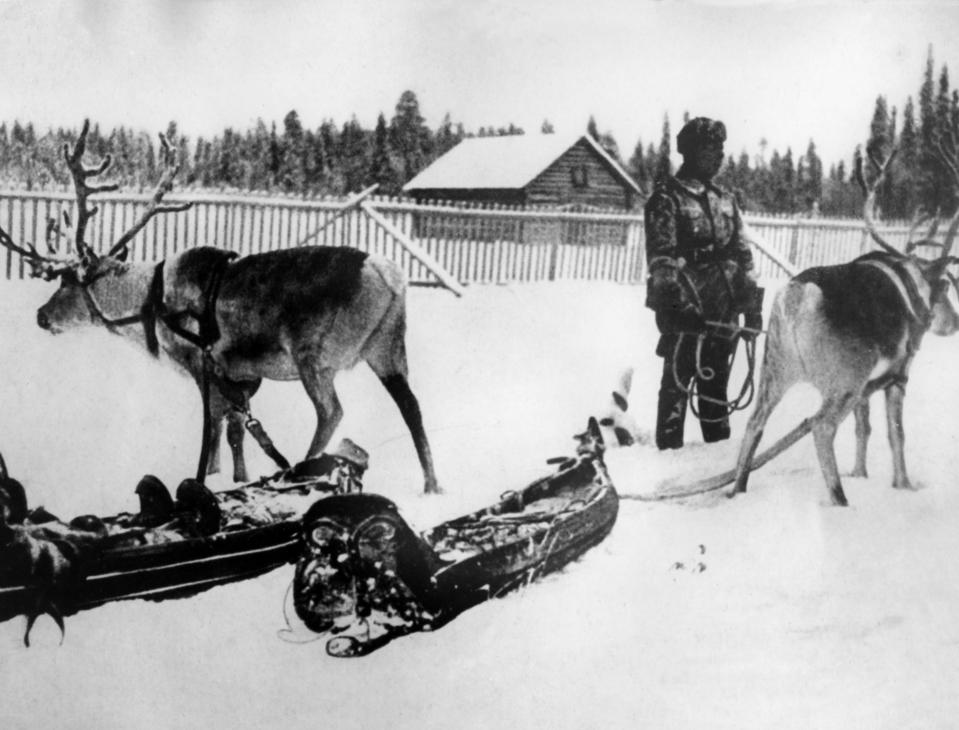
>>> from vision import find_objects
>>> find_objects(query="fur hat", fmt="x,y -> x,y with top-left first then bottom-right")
677,117 -> 726,156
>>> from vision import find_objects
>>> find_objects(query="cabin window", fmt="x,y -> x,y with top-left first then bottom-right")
570,164 -> 589,188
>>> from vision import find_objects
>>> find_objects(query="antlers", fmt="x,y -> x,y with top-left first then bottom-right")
855,146 -> 906,258
0,226 -> 65,279
63,119 -> 119,260
856,138 -> 959,261
107,133 -> 192,258
0,119 -> 191,276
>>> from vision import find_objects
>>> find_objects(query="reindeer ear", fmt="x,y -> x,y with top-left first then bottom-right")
114,246 -> 130,262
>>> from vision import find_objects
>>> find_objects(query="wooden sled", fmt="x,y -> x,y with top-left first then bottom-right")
0,447 -> 366,642
292,418 -> 620,657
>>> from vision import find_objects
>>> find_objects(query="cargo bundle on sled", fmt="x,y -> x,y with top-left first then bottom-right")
292,418 -> 619,657
0,440 -> 369,642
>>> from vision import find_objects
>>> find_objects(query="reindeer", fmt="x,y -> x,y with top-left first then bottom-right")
731,144 -> 959,506
0,120 -> 439,493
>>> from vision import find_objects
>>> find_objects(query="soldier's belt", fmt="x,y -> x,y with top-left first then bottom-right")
680,247 -> 722,265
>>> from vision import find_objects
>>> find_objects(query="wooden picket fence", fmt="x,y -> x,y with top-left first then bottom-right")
0,189 -> 924,284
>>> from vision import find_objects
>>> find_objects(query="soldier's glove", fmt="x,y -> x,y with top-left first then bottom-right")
646,259 -> 684,311
646,277 -> 682,311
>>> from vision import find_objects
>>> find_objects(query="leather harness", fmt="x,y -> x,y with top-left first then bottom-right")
79,255 -> 232,355
79,255 -> 290,478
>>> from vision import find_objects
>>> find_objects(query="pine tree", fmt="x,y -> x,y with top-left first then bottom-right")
367,113 -> 400,194
247,119 -> 273,192
540,119 -> 555,134
800,140 -> 823,210
318,120 -> 341,193
597,130 -> 622,162
866,96 -> 896,216
433,113 -> 462,157
193,137 -> 213,188
219,128 -> 245,189
935,63 -> 956,212
867,95 -> 892,160
389,90 -> 431,184
918,46 -> 939,211
736,152 -> 754,209
627,139 -> 650,194
279,110 -> 306,194
654,114 -> 671,183
586,116 -> 600,141
895,96 -> 921,218
340,115 -> 369,194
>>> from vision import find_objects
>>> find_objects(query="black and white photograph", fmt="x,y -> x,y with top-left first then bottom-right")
1,1 -> 958,728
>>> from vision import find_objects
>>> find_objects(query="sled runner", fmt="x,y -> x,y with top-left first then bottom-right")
292,419 -> 620,657
0,440 -> 369,642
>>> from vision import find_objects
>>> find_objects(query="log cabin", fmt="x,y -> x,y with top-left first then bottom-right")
403,133 -> 641,211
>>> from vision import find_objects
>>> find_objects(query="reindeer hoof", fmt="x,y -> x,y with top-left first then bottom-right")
829,487 -> 849,507
892,480 -> 918,492
850,467 -> 868,478
425,482 -> 443,495
727,482 -> 747,499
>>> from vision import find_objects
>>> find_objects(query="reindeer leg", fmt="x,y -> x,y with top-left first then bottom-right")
851,398 -> 871,478
298,364 -> 343,459
812,395 -> 858,506
885,383 -> 914,490
200,388 -> 230,477
731,362 -> 790,497
379,373 -> 440,495
364,307 -> 440,495
226,411 -> 249,483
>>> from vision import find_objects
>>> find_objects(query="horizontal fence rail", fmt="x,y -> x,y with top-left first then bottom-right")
0,189 -> 936,285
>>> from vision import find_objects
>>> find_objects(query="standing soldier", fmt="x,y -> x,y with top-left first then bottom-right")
644,117 -> 763,450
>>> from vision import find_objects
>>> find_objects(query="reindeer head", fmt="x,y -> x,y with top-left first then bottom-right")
856,140 -> 959,337
0,119 -> 191,334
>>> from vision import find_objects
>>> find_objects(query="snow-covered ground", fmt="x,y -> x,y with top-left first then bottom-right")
2,276 -> 959,730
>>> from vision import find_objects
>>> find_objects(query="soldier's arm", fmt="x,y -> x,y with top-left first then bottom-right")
644,191 -> 682,308
729,199 -> 757,276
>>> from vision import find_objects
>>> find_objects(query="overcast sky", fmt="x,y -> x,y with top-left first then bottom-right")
0,0 -> 956,167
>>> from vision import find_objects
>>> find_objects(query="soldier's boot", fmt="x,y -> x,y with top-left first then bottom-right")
702,420 -> 731,443
656,390 -> 687,450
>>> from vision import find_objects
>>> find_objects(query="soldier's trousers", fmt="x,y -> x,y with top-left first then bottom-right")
656,332 -> 735,450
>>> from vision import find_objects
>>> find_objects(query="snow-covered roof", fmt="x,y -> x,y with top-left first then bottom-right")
402,133 -> 641,193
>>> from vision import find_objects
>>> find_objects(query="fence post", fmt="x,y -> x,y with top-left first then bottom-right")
788,220 -> 800,265
547,235 -> 560,280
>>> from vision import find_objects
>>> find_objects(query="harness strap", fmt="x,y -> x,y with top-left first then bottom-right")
857,257 -> 931,326
157,255 -> 235,351
143,262 -> 165,355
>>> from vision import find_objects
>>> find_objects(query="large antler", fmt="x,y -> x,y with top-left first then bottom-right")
854,146 -> 907,258
107,133 -> 192,258
62,119 -> 119,259
0,227 -> 47,267
0,217 -> 72,280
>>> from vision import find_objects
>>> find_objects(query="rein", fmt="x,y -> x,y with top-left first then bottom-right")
670,326 -> 761,420
670,265 -> 763,420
